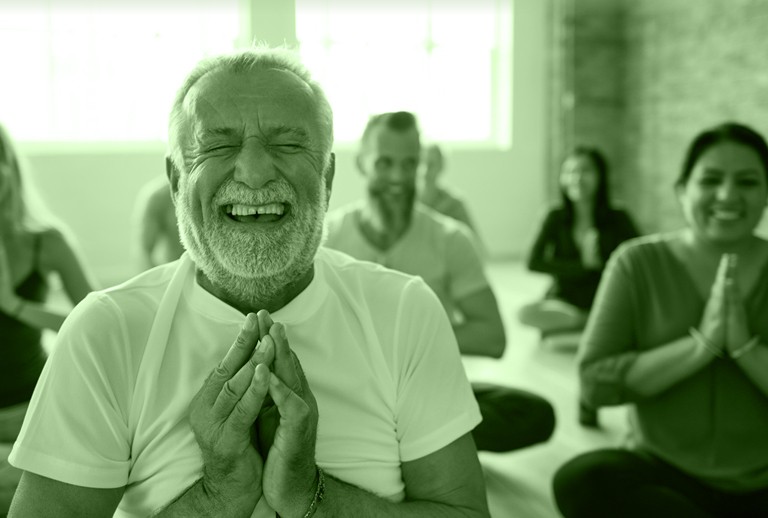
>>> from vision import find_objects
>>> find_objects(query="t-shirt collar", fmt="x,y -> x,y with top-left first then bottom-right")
186,254 -> 328,326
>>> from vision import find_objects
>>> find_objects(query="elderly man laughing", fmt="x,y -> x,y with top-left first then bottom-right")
7,48 -> 489,518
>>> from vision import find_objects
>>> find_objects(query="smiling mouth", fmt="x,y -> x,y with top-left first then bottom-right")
710,209 -> 743,222
222,202 -> 289,223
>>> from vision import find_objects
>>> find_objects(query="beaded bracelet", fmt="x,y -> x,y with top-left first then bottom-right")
302,467 -> 325,518
689,328 -> 724,358
731,336 -> 761,360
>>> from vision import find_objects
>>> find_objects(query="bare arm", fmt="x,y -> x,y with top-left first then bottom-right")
733,344 -> 768,398
624,334 -> 717,398
1,229 -> 96,332
452,287 -> 506,358
9,472 -> 123,518
315,434 -> 489,518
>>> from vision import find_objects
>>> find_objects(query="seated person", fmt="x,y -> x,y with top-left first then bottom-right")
7,48 -> 490,518
519,147 -> 639,426
418,143 -> 479,234
325,111 -> 555,454
133,174 -> 184,271
0,123 -> 95,514
518,146 -> 639,338
553,122 -> 768,518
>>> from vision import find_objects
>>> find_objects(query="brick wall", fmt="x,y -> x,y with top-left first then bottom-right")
553,0 -> 768,235
623,0 -> 768,234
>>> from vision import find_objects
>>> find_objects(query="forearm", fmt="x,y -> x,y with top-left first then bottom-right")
315,474 -> 487,518
625,334 -> 715,398
734,343 -> 768,398
9,300 -> 67,332
452,321 -> 505,358
153,478 -> 260,518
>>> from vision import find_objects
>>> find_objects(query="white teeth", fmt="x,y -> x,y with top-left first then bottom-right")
226,203 -> 285,217
255,203 -> 285,215
712,210 -> 740,221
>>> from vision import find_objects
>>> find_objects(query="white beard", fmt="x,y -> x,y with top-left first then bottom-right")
175,175 -> 328,307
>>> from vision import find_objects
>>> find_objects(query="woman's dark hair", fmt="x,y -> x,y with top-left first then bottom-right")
676,122 -> 768,187
560,146 -> 613,228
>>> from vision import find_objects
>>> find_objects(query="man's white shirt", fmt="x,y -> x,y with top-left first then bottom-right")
9,247 -> 480,517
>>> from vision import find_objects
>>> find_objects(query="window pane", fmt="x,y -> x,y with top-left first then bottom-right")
296,0 -> 507,144
0,2 -> 239,141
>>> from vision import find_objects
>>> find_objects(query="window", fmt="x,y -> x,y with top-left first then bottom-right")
296,0 -> 512,145
0,1 -> 240,142
1,1 -> 512,145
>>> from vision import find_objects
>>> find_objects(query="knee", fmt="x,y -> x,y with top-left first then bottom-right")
552,450 -> 626,517
532,396 -> 556,442
517,302 -> 541,327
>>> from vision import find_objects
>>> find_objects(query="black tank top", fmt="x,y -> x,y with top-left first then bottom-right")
0,232 -> 49,408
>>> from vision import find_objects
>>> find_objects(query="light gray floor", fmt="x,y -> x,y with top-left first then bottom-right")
470,261 -> 629,518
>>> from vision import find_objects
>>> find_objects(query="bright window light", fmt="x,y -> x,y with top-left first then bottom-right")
296,0 -> 512,145
0,1 -> 239,142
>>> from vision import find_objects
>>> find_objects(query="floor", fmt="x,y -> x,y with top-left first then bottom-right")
469,261 -> 630,518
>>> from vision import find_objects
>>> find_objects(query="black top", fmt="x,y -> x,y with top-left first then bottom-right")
0,232 -> 49,408
526,207 -> 639,310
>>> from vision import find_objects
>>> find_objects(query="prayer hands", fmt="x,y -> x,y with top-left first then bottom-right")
699,254 -> 752,357
188,312 -> 276,513
580,228 -> 602,270
698,254 -> 730,355
723,255 -> 752,356
259,311 -> 320,518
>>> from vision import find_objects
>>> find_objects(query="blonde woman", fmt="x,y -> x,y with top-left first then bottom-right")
0,124 -> 95,514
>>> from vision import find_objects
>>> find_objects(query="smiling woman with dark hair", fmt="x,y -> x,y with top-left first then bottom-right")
552,122 -> 768,518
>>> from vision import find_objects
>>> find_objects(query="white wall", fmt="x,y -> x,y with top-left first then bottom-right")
19,0 -> 550,287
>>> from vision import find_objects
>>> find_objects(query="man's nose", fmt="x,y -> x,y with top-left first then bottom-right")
233,142 -> 279,189
387,163 -> 412,183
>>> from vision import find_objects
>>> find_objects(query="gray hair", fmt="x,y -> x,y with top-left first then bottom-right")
167,46 -> 334,174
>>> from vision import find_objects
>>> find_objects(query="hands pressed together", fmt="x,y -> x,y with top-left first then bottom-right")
188,310 -> 320,517
695,253 -> 756,359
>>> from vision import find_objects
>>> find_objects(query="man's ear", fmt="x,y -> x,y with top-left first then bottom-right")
355,153 -> 366,178
165,155 -> 180,204
324,153 -> 336,207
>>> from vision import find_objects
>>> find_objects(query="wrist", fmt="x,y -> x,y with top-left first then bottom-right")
731,336 -> 761,360
200,473 -> 261,513
301,467 -> 324,518
689,327 -> 724,359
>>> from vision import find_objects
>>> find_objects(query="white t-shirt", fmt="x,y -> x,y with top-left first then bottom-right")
324,202 -> 488,321
9,247 -> 481,517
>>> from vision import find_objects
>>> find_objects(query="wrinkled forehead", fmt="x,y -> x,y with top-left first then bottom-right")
183,68 -> 322,140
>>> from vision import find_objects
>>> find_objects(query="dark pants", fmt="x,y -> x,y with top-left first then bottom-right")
470,383 -> 555,453
553,449 -> 768,518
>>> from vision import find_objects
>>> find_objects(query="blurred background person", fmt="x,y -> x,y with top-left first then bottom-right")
0,123 -> 96,514
553,122 -> 768,518
518,146 -> 639,340
133,174 -> 184,271
518,146 -> 639,427
326,111 -> 555,454
418,143 -> 480,235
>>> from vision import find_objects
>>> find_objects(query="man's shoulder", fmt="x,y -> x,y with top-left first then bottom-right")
73,260 -> 182,335
317,246 -> 431,300
325,201 -> 363,226
413,205 -> 476,245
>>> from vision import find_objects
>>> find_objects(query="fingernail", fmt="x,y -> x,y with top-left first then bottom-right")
244,314 -> 257,331
279,325 -> 287,339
